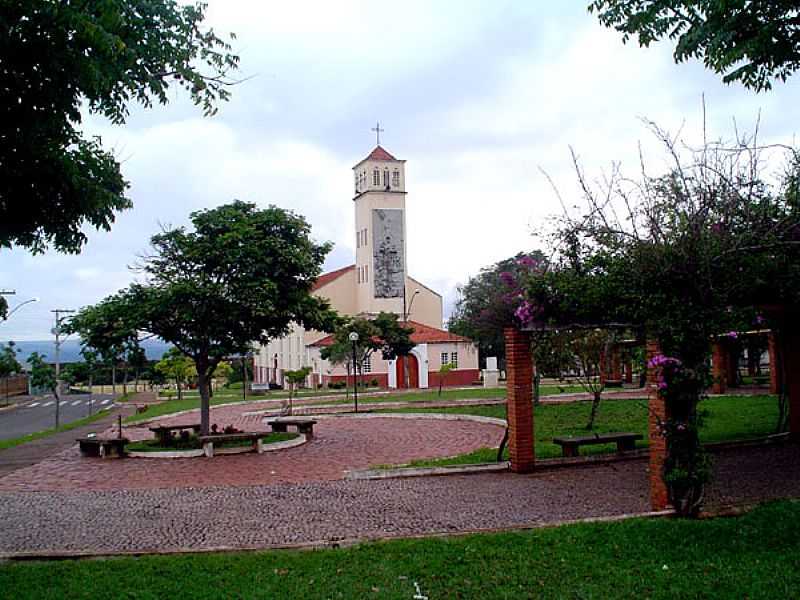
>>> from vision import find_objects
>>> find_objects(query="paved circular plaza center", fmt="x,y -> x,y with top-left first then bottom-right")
0,413 -> 505,492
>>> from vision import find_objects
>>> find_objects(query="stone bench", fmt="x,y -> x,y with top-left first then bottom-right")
267,417 -> 317,438
149,424 -> 201,446
198,432 -> 265,457
552,432 -> 643,457
77,437 -> 129,458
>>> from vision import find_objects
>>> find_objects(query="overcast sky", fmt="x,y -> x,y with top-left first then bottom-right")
3,1 -> 800,341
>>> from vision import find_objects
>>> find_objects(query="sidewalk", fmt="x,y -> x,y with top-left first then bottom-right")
0,405 -> 132,479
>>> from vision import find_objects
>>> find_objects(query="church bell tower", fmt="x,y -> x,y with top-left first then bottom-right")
352,127 -> 408,317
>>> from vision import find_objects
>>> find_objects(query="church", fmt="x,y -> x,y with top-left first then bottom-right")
253,139 -> 479,389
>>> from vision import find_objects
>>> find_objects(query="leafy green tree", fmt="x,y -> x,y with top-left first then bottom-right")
589,0 -> 800,92
80,201 -> 337,434
0,342 -> 22,405
155,348 -> 196,402
1,0 -> 239,253
321,313 -> 414,387
437,362 -> 454,396
66,294 -> 141,395
448,252 -> 546,367
283,367 -> 312,415
28,351 -> 61,426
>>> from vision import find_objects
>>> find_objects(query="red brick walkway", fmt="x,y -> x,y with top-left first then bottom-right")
0,414 -> 504,492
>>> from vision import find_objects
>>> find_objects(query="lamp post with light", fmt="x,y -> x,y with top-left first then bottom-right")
1,297 -> 39,322
349,331 -> 359,412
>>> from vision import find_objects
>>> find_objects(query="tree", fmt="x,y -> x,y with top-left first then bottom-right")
321,313 -> 414,391
589,1 -> 800,92
0,342 -> 21,405
283,367 -> 312,415
66,294 -> 141,395
1,1 -> 239,254
79,201 -> 337,435
28,351 -> 60,426
212,362 -> 233,391
448,252 -> 546,367
155,348 -> 196,402
437,362 -> 454,397
518,120 -> 800,514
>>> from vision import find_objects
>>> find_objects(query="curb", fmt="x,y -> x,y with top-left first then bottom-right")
0,508 -> 676,561
0,403 -> 18,413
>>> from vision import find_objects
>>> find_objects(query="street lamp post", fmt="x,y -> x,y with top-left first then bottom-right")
349,331 -> 359,413
1,297 -> 39,322
401,288 -> 420,388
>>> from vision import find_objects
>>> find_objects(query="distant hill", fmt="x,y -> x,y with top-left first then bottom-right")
0,339 -> 173,364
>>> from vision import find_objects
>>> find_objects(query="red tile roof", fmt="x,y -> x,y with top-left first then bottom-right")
309,320 -> 471,347
311,264 -> 354,292
365,145 -> 397,161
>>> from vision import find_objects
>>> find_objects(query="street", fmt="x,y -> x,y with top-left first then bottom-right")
0,394 -> 115,440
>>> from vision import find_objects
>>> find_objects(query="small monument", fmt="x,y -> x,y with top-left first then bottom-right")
483,356 -> 500,388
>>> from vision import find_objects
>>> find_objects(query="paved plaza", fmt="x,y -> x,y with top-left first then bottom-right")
0,400 -> 799,558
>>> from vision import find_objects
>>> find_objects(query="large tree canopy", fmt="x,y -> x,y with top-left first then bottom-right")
71,201 -> 337,434
0,1 -> 239,253
589,1 -> 800,91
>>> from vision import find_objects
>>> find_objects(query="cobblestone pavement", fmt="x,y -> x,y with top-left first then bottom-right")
0,416 -> 505,492
1,444 -> 798,556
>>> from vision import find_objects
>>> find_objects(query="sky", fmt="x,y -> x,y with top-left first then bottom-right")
3,1 -> 800,341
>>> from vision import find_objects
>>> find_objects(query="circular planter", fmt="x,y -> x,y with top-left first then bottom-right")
126,433 -> 307,458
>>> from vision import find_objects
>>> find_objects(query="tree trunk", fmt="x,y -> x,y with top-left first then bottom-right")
122,363 -> 128,395
586,390 -> 602,430
88,374 -> 93,415
176,376 -> 182,402
197,366 -> 211,436
533,370 -> 541,406
111,364 -> 116,395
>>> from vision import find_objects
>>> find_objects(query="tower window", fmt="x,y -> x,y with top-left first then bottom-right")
373,169 -> 380,185
361,356 -> 372,373
392,170 -> 400,187
441,352 -> 449,366
451,352 -> 458,368
365,264 -> 368,283
383,169 -> 389,188
354,173 -> 359,193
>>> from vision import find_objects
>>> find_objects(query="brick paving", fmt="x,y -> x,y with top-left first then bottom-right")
0,443 -> 798,556
0,415 -> 505,492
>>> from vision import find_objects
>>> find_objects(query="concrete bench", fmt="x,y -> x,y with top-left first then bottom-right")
552,432 -> 642,457
267,417 -> 317,438
77,437 -> 129,458
198,432 -> 265,457
149,424 -> 201,446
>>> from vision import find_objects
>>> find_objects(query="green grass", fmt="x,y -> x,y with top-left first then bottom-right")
1,500 -> 798,599
378,394 -> 779,468
126,385 -> 590,424
0,409 -> 113,452
126,432 -> 298,452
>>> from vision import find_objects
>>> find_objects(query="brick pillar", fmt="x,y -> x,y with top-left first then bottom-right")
768,332 -> 781,395
784,324 -> 800,440
711,341 -> 728,394
623,356 -> 633,384
599,349 -> 607,385
611,346 -> 622,381
504,327 -> 535,473
647,339 -> 670,511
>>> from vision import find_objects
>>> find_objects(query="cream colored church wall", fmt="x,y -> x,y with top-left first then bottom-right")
428,341 -> 479,371
404,278 -> 443,329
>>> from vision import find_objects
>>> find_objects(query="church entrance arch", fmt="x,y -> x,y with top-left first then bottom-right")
395,354 -> 420,389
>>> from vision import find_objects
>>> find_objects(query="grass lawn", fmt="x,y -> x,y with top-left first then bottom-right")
0,409 -> 113,452
1,500 -> 798,599
377,394 -> 779,468
125,385 -> 588,424
126,432 -> 297,452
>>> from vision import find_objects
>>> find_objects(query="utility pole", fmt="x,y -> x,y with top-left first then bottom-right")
51,309 -> 75,428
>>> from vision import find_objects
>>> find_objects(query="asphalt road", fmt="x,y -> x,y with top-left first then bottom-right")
0,394 -> 115,441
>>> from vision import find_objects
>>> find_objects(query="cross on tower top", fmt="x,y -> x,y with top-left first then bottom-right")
371,121 -> 384,146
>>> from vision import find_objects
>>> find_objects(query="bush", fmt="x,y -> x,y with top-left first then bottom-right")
369,378 -> 379,387
328,381 -> 346,390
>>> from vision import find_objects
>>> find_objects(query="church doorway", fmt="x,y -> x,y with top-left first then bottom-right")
395,354 -> 420,389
